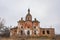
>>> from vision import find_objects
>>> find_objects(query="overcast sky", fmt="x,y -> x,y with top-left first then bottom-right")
0,0 -> 60,34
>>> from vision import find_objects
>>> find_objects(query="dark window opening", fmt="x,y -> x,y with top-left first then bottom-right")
47,30 -> 50,34
34,26 -> 36,28
28,27 -> 29,28
27,30 -> 30,35
21,26 -> 23,28
34,31 -> 36,35
43,31 -> 45,34
21,30 -> 23,35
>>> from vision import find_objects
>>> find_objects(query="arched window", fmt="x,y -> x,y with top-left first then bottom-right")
47,30 -> 50,34
43,30 -> 45,34
27,30 -> 30,35
34,31 -> 36,35
21,30 -> 23,35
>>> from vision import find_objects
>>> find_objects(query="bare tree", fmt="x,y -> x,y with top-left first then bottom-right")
0,17 -> 5,29
0,18 -> 10,37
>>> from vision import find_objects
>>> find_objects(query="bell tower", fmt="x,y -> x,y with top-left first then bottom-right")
25,8 -> 32,21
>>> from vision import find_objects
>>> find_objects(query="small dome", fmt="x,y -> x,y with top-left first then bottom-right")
18,17 -> 25,23
33,18 -> 40,23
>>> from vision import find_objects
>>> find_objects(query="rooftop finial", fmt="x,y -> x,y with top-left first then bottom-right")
34,18 -> 37,21
21,17 -> 23,20
28,8 -> 30,14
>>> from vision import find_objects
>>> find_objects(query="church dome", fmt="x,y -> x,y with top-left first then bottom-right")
25,9 -> 32,21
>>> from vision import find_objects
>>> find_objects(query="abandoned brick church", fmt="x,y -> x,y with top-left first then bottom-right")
10,9 -> 55,38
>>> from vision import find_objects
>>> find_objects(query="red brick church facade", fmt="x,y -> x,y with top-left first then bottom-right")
10,9 -> 55,38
